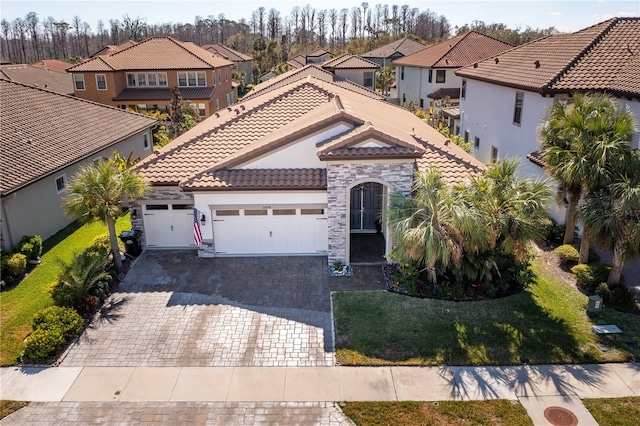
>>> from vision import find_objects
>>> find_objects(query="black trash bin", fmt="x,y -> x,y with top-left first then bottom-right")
119,229 -> 142,258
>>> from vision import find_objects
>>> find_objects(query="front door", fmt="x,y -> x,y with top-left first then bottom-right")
350,183 -> 383,231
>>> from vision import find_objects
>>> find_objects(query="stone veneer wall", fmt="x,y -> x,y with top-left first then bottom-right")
326,161 -> 414,264
128,188 -> 194,247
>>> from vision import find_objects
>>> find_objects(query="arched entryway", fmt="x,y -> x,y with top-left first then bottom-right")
347,180 -> 390,264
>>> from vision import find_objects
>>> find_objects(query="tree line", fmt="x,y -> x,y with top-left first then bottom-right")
1,3 -> 557,77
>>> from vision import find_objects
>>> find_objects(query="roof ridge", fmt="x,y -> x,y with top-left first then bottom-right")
546,18 -> 621,89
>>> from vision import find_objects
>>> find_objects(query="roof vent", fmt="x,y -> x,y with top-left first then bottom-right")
445,59 -> 449,64
26,138 -> 33,145
473,63 -> 478,68
234,109 -> 240,115
534,60 -> 540,68
494,58 -> 499,64
444,140 -> 450,146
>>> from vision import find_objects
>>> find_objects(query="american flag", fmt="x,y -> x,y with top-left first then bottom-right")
193,208 -> 203,246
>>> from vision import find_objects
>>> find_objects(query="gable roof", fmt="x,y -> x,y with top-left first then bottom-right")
362,37 -> 427,59
1,79 -> 156,195
242,64 -> 385,101
68,37 -> 233,72
393,31 -> 512,68
201,43 -> 253,62
307,48 -> 331,58
322,53 -> 380,70
456,17 -> 640,98
90,40 -> 138,57
135,75 -> 484,189
30,59 -> 73,73
287,55 -> 307,69
0,64 -> 73,94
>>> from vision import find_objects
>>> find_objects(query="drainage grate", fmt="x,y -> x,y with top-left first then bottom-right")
543,406 -> 579,426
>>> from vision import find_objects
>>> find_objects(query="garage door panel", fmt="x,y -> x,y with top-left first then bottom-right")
143,204 -> 194,248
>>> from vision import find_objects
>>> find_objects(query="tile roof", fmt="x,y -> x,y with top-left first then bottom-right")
201,43 -> 252,62
307,49 -> 331,57
456,18 -> 640,98
69,37 -> 233,72
362,37 -> 427,59
393,31 -> 512,68
113,87 -> 215,101
0,64 -> 74,95
287,55 -> 307,69
91,40 -> 138,57
1,79 -> 156,195
427,87 -> 461,99
30,59 -> 73,73
527,151 -> 546,167
441,107 -> 460,119
136,75 -> 484,189
194,168 -> 327,190
242,64 -> 385,101
321,53 -> 380,70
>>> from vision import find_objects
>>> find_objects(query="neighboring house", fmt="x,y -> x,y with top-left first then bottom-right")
362,37 -> 427,68
30,59 -> 73,73
456,17 -> 640,223
201,43 -> 253,84
393,31 -> 512,110
0,64 -> 74,94
321,53 -> 380,91
90,40 -> 139,57
131,67 -> 484,265
306,49 -> 332,64
67,36 -> 236,118
286,54 -> 308,70
0,79 -> 156,249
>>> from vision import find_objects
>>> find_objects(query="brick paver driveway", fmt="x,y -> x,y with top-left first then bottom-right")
61,251 -> 384,368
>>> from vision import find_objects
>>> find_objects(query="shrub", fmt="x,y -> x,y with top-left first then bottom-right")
88,234 -> 112,258
3,253 -> 26,276
596,283 -> 637,313
571,263 -> 611,293
555,244 -> 579,264
22,306 -> 84,362
539,218 -> 565,246
16,235 -> 42,260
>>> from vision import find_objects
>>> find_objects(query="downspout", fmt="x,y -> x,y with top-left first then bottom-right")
1,193 -> 16,249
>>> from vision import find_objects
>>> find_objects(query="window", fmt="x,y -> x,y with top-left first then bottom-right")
273,209 -> 296,215
364,72 -> 373,88
73,74 -> 85,90
461,79 -> 467,99
474,137 -> 480,148
95,74 -> 107,90
157,73 -> 168,87
146,204 -> 169,210
513,91 -> 524,125
172,204 -> 193,210
128,72 -> 166,88
136,72 -> 147,87
197,103 -> 206,117
301,208 -> 324,215
225,68 -> 228,82
218,70 -> 221,84
226,93 -> 231,106
402,94 -> 406,103
491,146 -> 498,163
143,134 -> 149,149
215,99 -> 220,110
455,125 -> 460,135
428,69 -> 433,83
216,210 -> 239,216
420,99 -> 424,109
178,71 -> 206,87
244,209 -> 267,216
147,73 -> 157,87
464,130 -> 469,143
55,175 -> 66,194
126,73 -> 137,87
401,66 -> 404,80
436,70 -> 446,83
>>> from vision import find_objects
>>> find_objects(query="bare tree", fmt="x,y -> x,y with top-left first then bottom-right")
317,10 -> 327,47
328,9 -> 337,49
25,12 -> 40,61
267,8 -> 281,41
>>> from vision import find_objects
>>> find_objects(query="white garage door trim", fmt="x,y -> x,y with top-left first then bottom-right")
211,203 -> 328,255
143,203 -> 196,248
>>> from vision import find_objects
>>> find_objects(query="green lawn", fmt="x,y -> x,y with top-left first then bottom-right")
333,258 -> 640,366
582,397 -> 640,426
342,401 -> 533,426
0,216 -> 130,366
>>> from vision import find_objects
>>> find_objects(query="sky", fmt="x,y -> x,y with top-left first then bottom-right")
1,0 -> 638,34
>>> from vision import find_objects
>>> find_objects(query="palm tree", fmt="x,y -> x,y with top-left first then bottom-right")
457,159 -> 552,261
539,93 -> 637,261
579,156 -> 640,285
386,168 -> 489,289
62,159 -> 148,271
376,65 -> 395,96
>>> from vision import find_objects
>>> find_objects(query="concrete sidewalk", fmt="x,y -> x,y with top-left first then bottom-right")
2,363 -> 637,403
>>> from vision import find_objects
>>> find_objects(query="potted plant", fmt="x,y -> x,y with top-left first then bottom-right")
329,259 -> 353,277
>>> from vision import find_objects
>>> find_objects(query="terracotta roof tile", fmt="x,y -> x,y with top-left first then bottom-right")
91,40 -> 138,57
456,18 -> 640,97
1,79 -> 156,195
428,87 -> 461,99
69,37 -> 233,72
113,87 -> 215,101
30,59 -> 72,73
0,64 -> 73,94
362,37 -> 427,59
201,43 -> 252,62
527,151 -> 546,167
393,31 -> 512,68
307,49 -> 331,57
322,53 -> 380,69
188,168 -> 326,190
287,55 -> 307,69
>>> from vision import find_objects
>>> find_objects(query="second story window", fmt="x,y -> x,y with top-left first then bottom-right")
461,79 -> 467,99
513,91 -> 524,125
364,72 -> 373,88
436,70 -> 446,83
96,74 -> 107,90
73,74 -> 85,90
401,66 -> 404,80
136,72 -> 147,87
127,72 -> 168,88
428,69 -> 433,83
178,72 -> 206,87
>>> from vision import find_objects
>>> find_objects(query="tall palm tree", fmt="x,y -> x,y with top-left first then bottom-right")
63,159 -> 148,270
579,156 -> 640,285
456,159 -> 552,261
539,93 -> 637,262
386,168 -> 489,288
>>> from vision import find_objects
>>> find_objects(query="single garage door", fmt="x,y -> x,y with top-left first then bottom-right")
143,203 -> 195,247
212,206 -> 328,255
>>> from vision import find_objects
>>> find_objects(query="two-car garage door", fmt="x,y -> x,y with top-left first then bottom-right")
212,206 -> 328,255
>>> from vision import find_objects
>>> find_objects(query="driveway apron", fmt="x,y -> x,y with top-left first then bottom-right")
61,251 -> 384,368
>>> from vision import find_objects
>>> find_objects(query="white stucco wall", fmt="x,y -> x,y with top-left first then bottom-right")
1,130 -> 153,249
396,66 -> 462,107
333,69 -> 376,91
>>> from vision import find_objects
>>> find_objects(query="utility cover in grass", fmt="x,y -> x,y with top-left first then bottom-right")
592,325 -> 622,334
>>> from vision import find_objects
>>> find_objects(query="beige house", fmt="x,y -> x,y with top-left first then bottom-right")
67,37 -> 236,118
321,54 -> 380,91
201,43 -> 254,85
0,79 -> 156,249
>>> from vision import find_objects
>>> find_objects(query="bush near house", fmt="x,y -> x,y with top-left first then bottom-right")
0,253 -> 27,289
554,244 -> 600,266
571,263 -> 615,293
21,306 -> 84,363
15,235 -> 43,261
